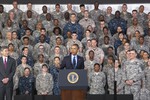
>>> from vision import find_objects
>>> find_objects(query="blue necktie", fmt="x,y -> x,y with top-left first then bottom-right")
73,56 -> 76,69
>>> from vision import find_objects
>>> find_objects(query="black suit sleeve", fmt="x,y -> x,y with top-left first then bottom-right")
81,57 -> 85,69
8,58 -> 16,81
60,57 -> 66,69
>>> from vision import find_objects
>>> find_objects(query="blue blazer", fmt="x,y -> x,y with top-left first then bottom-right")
61,55 -> 84,69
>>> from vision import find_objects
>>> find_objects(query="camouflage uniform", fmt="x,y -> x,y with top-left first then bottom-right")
127,25 -> 144,38
84,60 -> 97,77
51,11 -> 64,20
107,68 -> 124,94
79,18 -> 96,30
86,47 -> 104,64
120,12 -> 132,22
89,72 -> 106,94
144,36 -> 150,48
104,14 -> 115,23
2,27 -> 16,38
51,45 -> 67,56
66,39 -> 83,52
33,62 -> 45,77
13,64 -> 32,90
122,59 -> 143,100
36,73 -> 53,95
42,20 -> 53,33
34,42 -> 51,55
38,13 -> 47,22
143,67 -> 150,91
50,35 -> 64,46
90,9 -> 105,23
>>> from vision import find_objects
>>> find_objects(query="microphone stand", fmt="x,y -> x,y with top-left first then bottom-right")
114,67 -> 117,100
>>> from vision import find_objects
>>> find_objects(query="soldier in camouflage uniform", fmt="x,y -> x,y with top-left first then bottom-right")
8,43 -> 19,62
137,5 -> 147,29
32,45 -> 49,62
119,42 -> 130,63
85,39 -> 104,64
52,37 -> 67,56
34,34 -> 51,55
13,56 -> 32,90
84,50 -> 97,77
120,4 -> 132,22
89,1 -> 105,23
49,46 -> 64,66
89,63 -> 106,94
23,10 -> 37,31
38,6 -> 48,22
36,64 -> 53,95
107,59 -> 124,94
33,54 -> 46,78
51,4 -> 64,21
127,18 -> 144,40
50,27 -> 64,47
122,49 -> 143,100
1,32 -> 18,51
0,5 -> 8,24
42,13 -> 53,34
2,19 -> 16,39
143,59 -> 150,91
49,57 -> 61,95
104,6 -> 115,23
103,55 -> 114,75
66,32 -> 83,53
22,2 -> 38,20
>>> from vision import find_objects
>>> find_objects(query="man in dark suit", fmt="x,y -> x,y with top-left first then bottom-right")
61,44 -> 84,69
0,46 -> 16,100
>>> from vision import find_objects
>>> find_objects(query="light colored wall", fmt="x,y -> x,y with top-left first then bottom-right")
3,4 -> 150,14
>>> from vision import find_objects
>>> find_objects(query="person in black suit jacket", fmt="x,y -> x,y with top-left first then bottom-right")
61,44 -> 84,69
0,46 -> 16,100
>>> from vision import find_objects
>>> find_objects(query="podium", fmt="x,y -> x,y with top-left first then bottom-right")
59,70 -> 88,100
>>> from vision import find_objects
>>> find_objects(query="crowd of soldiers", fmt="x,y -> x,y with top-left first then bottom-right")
0,1 -> 150,100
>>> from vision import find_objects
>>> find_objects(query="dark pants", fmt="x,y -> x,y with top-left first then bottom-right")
0,85 -> 13,100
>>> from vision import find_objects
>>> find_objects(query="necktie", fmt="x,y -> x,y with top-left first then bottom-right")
4,58 -> 7,69
73,56 -> 76,69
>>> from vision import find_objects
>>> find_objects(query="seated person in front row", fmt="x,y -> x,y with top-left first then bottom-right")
36,64 -> 53,95
18,67 -> 34,95
89,63 -> 106,94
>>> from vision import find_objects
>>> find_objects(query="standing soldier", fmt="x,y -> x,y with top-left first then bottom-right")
122,49 -> 143,100
36,64 -> 53,95
89,63 -> 106,94
107,59 -> 124,94
84,50 -> 96,77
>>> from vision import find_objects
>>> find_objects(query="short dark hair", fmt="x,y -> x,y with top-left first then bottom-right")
23,36 -> 29,40
80,4 -> 85,8
38,54 -> 44,58
89,50 -> 94,55
129,49 -> 137,54
21,55 -> 27,59
1,46 -> 8,51
54,56 -> 60,60
72,44 -> 79,49
53,27 -> 62,35
24,67 -> 31,71
94,63 -> 100,67
8,43 -> 14,47
42,63 -> 48,68
55,3 -> 60,7
132,10 -> 137,13
22,47 -> 28,51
